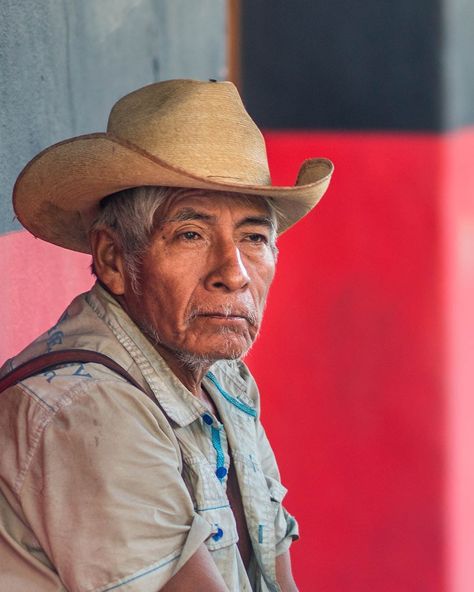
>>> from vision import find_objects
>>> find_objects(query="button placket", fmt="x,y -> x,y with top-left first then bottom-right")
201,412 -> 230,486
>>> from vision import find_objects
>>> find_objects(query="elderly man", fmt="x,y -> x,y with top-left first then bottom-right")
0,80 -> 333,591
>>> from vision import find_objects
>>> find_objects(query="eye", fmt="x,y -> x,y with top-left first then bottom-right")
178,230 -> 201,241
245,233 -> 268,244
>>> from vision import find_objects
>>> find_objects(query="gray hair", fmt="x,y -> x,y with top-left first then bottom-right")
89,185 -> 279,292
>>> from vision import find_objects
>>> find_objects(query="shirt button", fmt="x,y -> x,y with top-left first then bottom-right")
212,527 -> 224,541
215,466 -> 227,479
202,413 -> 213,425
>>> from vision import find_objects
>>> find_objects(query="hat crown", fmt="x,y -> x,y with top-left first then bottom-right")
106,79 -> 271,185
14,78 -> 333,254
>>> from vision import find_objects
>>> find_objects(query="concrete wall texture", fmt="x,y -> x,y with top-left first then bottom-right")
0,0 -> 227,402
0,0 -> 227,236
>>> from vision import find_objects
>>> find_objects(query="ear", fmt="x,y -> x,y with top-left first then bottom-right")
90,228 -> 127,295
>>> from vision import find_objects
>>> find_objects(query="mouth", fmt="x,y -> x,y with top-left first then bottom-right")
188,306 -> 258,327
198,313 -> 249,324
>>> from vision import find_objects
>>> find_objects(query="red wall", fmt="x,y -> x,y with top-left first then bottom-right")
1,130 -> 473,591
246,130 -> 474,591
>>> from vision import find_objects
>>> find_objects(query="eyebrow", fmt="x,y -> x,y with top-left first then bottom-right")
235,216 -> 275,232
164,208 -> 214,224
163,208 -> 275,232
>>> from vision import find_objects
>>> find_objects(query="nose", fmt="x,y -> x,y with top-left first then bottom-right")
205,245 -> 250,292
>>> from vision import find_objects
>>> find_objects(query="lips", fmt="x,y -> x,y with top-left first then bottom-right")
188,306 -> 258,326
199,313 -> 248,322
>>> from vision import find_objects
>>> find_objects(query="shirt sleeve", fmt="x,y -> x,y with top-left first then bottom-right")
255,414 -> 299,557
19,377 -> 212,592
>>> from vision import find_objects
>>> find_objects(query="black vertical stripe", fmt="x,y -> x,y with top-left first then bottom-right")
240,0 -> 474,131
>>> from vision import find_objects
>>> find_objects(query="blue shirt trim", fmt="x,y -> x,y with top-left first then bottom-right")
211,426 -> 226,481
102,553 -> 180,590
206,372 -> 257,417
196,503 -> 231,512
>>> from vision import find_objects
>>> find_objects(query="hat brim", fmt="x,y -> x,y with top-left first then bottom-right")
13,133 -> 334,253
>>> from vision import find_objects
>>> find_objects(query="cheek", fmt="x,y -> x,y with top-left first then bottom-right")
259,254 -> 276,286
251,260 -> 276,305
141,268 -> 201,325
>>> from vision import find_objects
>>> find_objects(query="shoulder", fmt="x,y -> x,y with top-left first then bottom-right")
0,367 -> 180,497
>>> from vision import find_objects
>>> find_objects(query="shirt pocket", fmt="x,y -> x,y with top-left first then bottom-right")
201,504 -> 239,551
263,474 -> 289,541
265,475 -> 287,505
264,474 -> 298,550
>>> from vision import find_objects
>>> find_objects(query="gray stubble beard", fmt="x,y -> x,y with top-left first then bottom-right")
136,314 -> 257,375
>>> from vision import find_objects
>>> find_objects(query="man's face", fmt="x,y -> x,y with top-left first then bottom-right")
123,191 -> 277,365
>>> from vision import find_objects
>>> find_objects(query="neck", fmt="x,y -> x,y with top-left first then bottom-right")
114,292 -> 217,399
154,343 -> 212,396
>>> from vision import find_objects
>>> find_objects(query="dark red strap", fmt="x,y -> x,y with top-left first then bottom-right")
0,349 -> 182,469
0,349 -> 146,395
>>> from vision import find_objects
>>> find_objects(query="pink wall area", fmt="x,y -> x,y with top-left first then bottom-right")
444,130 -> 474,592
0,231 -> 93,362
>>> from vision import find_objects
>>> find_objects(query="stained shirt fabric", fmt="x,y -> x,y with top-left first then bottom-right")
0,283 -> 298,592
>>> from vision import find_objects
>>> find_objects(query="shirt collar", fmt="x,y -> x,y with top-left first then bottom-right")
86,283 -> 206,427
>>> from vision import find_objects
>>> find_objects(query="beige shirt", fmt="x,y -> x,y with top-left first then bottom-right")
0,284 -> 297,592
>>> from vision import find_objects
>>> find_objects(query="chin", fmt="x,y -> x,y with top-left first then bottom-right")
179,335 -> 253,368
205,332 -> 253,360
175,348 -> 242,373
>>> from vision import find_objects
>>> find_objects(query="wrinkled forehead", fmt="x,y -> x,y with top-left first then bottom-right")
155,188 -> 276,227
163,188 -> 271,213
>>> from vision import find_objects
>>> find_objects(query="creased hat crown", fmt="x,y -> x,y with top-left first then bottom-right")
13,78 -> 334,253
107,80 -> 271,185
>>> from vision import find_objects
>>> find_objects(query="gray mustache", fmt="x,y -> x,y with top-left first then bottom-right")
188,304 -> 259,327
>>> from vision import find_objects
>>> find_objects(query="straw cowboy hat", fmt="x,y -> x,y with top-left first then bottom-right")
13,79 -> 334,254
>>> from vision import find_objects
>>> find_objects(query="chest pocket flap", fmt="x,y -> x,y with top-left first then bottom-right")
201,504 -> 239,551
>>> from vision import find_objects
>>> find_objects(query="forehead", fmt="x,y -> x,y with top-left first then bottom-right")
159,189 -> 271,219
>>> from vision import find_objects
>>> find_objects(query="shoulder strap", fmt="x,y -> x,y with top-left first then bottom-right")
0,348 -> 184,472
0,349 -> 146,395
